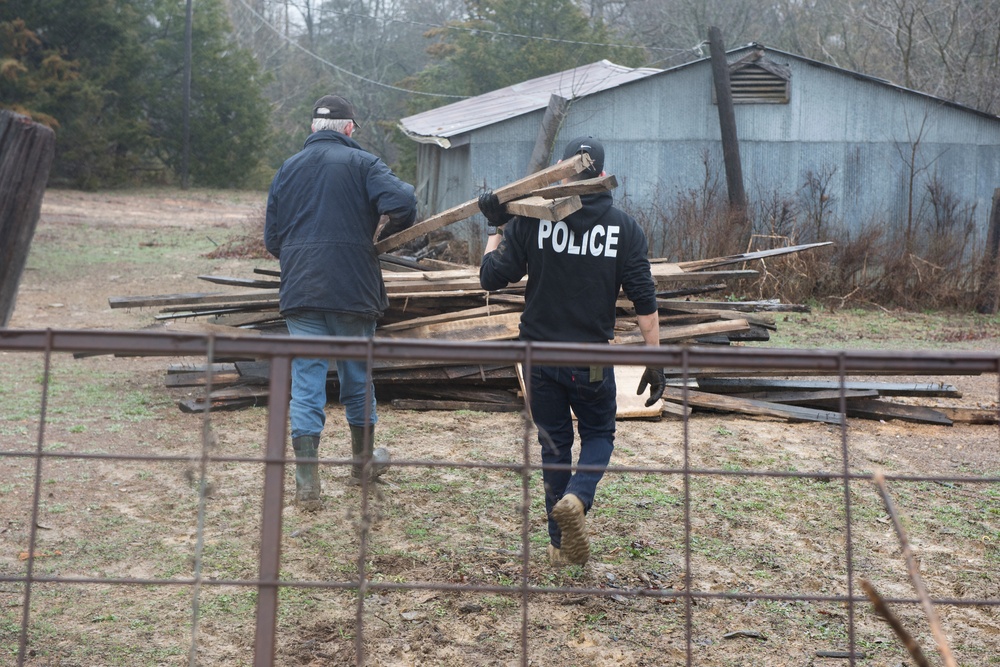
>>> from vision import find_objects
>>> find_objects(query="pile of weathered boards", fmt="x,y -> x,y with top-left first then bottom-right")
107,156 -> 986,425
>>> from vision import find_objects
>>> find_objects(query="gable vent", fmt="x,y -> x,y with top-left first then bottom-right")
713,51 -> 791,105
730,64 -> 789,103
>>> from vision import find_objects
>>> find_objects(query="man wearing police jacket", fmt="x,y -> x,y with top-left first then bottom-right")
479,136 -> 665,566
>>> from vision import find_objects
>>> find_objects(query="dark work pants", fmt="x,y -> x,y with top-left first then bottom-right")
529,364 -> 616,548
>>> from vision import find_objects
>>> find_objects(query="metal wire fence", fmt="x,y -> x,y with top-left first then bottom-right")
1,328 -> 998,666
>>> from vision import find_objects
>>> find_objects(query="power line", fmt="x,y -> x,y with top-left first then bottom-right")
312,5 -> 691,55
232,0 -> 468,99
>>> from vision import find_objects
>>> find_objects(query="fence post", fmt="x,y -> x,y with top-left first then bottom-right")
0,110 -> 56,327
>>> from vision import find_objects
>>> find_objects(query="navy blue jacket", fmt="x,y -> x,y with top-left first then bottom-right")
265,131 -> 417,317
480,190 -> 657,343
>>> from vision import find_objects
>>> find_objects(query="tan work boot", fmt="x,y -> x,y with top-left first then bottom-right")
551,493 -> 589,565
291,435 -> 322,511
547,544 -> 568,566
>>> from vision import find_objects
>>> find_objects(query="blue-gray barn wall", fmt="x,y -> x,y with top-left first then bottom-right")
416,57 -> 1000,263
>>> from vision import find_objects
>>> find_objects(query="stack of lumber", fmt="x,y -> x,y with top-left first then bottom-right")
111,240 -> 832,416
110,255 -> 995,425
105,153 -> 987,424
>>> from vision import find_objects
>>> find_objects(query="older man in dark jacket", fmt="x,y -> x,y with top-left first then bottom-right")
265,94 -> 417,509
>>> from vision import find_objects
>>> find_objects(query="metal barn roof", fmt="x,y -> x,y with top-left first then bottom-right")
399,59 -> 662,147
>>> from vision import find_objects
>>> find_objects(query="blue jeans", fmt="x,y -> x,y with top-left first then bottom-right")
284,311 -> 377,439
529,364 -> 616,548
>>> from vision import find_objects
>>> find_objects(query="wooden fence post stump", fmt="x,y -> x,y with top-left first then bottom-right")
0,110 -> 55,327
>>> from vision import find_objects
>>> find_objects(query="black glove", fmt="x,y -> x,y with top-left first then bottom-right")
478,190 -> 513,229
636,367 -> 666,407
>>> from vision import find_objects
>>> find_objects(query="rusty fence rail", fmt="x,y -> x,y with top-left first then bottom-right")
1,328 -> 999,666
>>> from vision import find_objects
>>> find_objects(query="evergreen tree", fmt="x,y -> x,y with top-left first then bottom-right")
143,0 -> 273,188
0,0 -> 271,188
408,0 -> 647,107
1,0 -> 154,188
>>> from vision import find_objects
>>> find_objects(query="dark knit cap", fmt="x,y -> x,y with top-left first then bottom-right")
561,136 -> 604,176
312,95 -> 361,129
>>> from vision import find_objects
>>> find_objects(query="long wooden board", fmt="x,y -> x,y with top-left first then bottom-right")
505,195 -> 581,220
375,153 -> 592,253
377,304 -> 522,332
109,290 -> 279,309
528,174 -> 617,199
671,242 -> 834,271
660,386 -> 845,424
612,319 -> 751,345
811,398 -> 953,425
380,312 -> 522,341
728,389 -> 880,404
696,378 -> 962,397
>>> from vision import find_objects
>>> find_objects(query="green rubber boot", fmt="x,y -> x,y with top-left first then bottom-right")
291,435 -> 322,511
348,424 -> 390,485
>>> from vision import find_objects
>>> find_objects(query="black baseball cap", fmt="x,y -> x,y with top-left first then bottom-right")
561,136 -> 604,176
312,94 -> 361,130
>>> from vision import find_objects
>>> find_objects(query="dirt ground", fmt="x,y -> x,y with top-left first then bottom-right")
1,188 -> 999,666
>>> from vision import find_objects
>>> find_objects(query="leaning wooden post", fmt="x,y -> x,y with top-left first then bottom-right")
0,110 -> 56,327
975,188 -> 1000,314
524,94 -> 568,176
708,26 -> 749,245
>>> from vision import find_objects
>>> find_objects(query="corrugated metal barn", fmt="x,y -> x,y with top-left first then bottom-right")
399,44 -> 1000,263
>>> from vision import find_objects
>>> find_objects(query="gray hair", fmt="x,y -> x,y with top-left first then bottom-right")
312,118 -> 352,134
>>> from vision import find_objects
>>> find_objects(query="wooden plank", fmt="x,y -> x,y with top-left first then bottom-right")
695,378 -> 963,397
660,386 -> 845,424
650,267 -> 759,284
613,319 -> 751,345
385,278 -> 492,294
931,406 -> 999,424
695,325 -> 771,343
377,304 -> 522,332
661,300 -> 809,313
660,401 -> 691,420
375,152 -> 592,253
655,284 -> 728,299
167,362 -> 234,374
209,311 -> 282,327
198,275 -> 281,288
386,288 -> 490,298
678,308 -> 776,329
382,268 -> 478,281
158,299 -> 279,313
672,241 -> 833,272
109,290 -> 279,309
811,398 -> 953,425
441,363 -> 517,380
165,369 -> 244,387
371,364 -> 518,383
178,385 -> 269,412
505,195 -> 581,220
383,273 -> 529,293
728,389 -> 880,404
527,174 -> 618,199
398,386 -> 521,403
382,312 -> 522,341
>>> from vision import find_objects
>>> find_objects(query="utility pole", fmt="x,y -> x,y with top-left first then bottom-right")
708,26 -> 748,238
182,0 -> 193,189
